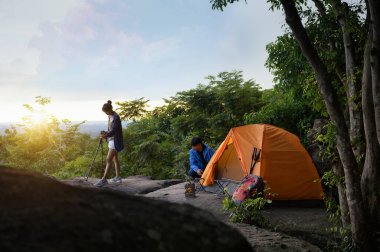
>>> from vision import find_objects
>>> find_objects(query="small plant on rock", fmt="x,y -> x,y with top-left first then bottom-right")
222,190 -> 272,228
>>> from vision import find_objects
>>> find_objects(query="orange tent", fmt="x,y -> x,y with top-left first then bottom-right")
201,124 -> 323,200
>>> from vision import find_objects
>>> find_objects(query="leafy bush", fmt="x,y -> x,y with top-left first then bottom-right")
222,193 -> 271,228
322,170 -> 356,252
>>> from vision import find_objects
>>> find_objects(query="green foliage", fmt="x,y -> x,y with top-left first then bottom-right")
0,72 -> 265,180
326,212 -> 355,251
323,194 -> 356,252
53,137 -> 107,179
116,98 -> 149,122
222,193 -> 270,228
0,70 -> 318,181
54,155 -> 93,179
264,1 -> 367,121
314,121 -> 338,161
210,0 -> 244,11
321,170 -> 343,188
35,96 -> 52,106
120,117 -> 183,179
243,89 -> 317,143
321,154 -> 354,251
266,34 -> 329,117
314,122 -> 354,250
167,71 -> 262,142
117,71 -> 263,179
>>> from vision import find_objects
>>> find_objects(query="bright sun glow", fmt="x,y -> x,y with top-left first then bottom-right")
0,99 -> 165,123
28,111 -> 47,124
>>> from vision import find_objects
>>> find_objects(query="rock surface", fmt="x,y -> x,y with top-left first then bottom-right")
0,167 -> 252,252
146,182 -> 325,252
65,175 -> 329,251
64,175 -> 183,194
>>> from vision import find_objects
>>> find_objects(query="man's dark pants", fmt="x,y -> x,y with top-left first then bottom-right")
188,169 -> 201,179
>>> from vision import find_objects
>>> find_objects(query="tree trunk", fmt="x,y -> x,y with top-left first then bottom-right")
311,0 -> 347,108
332,0 -> 364,161
279,0 -> 368,248
368,0 -> 380,145
332,161 -> 350,228
361,23 -> 380,236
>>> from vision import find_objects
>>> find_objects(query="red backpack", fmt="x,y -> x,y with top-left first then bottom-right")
232,147 -> 264,205
232,175 -> 264,205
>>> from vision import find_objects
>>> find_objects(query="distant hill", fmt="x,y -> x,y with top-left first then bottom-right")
78,121 -> 108,137
0,121 -> 128,138
78,121 -> 130,137
0,122 -> 12,133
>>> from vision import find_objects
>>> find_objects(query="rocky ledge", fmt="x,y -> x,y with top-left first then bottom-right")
0,167 -> 252,252
1,166 -> 329,252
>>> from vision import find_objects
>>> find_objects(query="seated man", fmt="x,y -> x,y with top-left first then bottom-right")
188,137 -> 215,179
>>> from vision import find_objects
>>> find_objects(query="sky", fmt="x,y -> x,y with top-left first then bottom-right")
0,0 -> 285,122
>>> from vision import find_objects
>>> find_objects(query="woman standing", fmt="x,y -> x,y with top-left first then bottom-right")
95,100 -> 124,187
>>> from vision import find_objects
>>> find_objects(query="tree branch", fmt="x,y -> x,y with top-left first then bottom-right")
311,0 -> 326,16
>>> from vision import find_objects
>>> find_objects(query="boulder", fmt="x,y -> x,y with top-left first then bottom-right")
0,167 -> 253,252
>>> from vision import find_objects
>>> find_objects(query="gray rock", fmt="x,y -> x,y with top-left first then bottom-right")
0,166 -> 253,252
64,175 -> 184,195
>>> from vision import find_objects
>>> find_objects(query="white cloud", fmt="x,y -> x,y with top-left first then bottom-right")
29,1 -> 180,76
0,0 -> 83,97
141,37 -> 180,62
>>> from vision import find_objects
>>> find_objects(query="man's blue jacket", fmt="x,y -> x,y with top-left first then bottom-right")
189,144 -> 215,173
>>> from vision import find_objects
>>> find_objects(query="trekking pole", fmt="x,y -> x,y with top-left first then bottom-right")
84,138 -> 103,181
248,147 -> 256,174
101,139 -> 104,169
249,147 -> 261,174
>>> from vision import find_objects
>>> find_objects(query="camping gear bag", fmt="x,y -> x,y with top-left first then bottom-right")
232,175 -> 264,205
184,181 -> 196,198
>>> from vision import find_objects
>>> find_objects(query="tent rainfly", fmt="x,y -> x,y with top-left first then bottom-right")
201,124 -> 323,200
